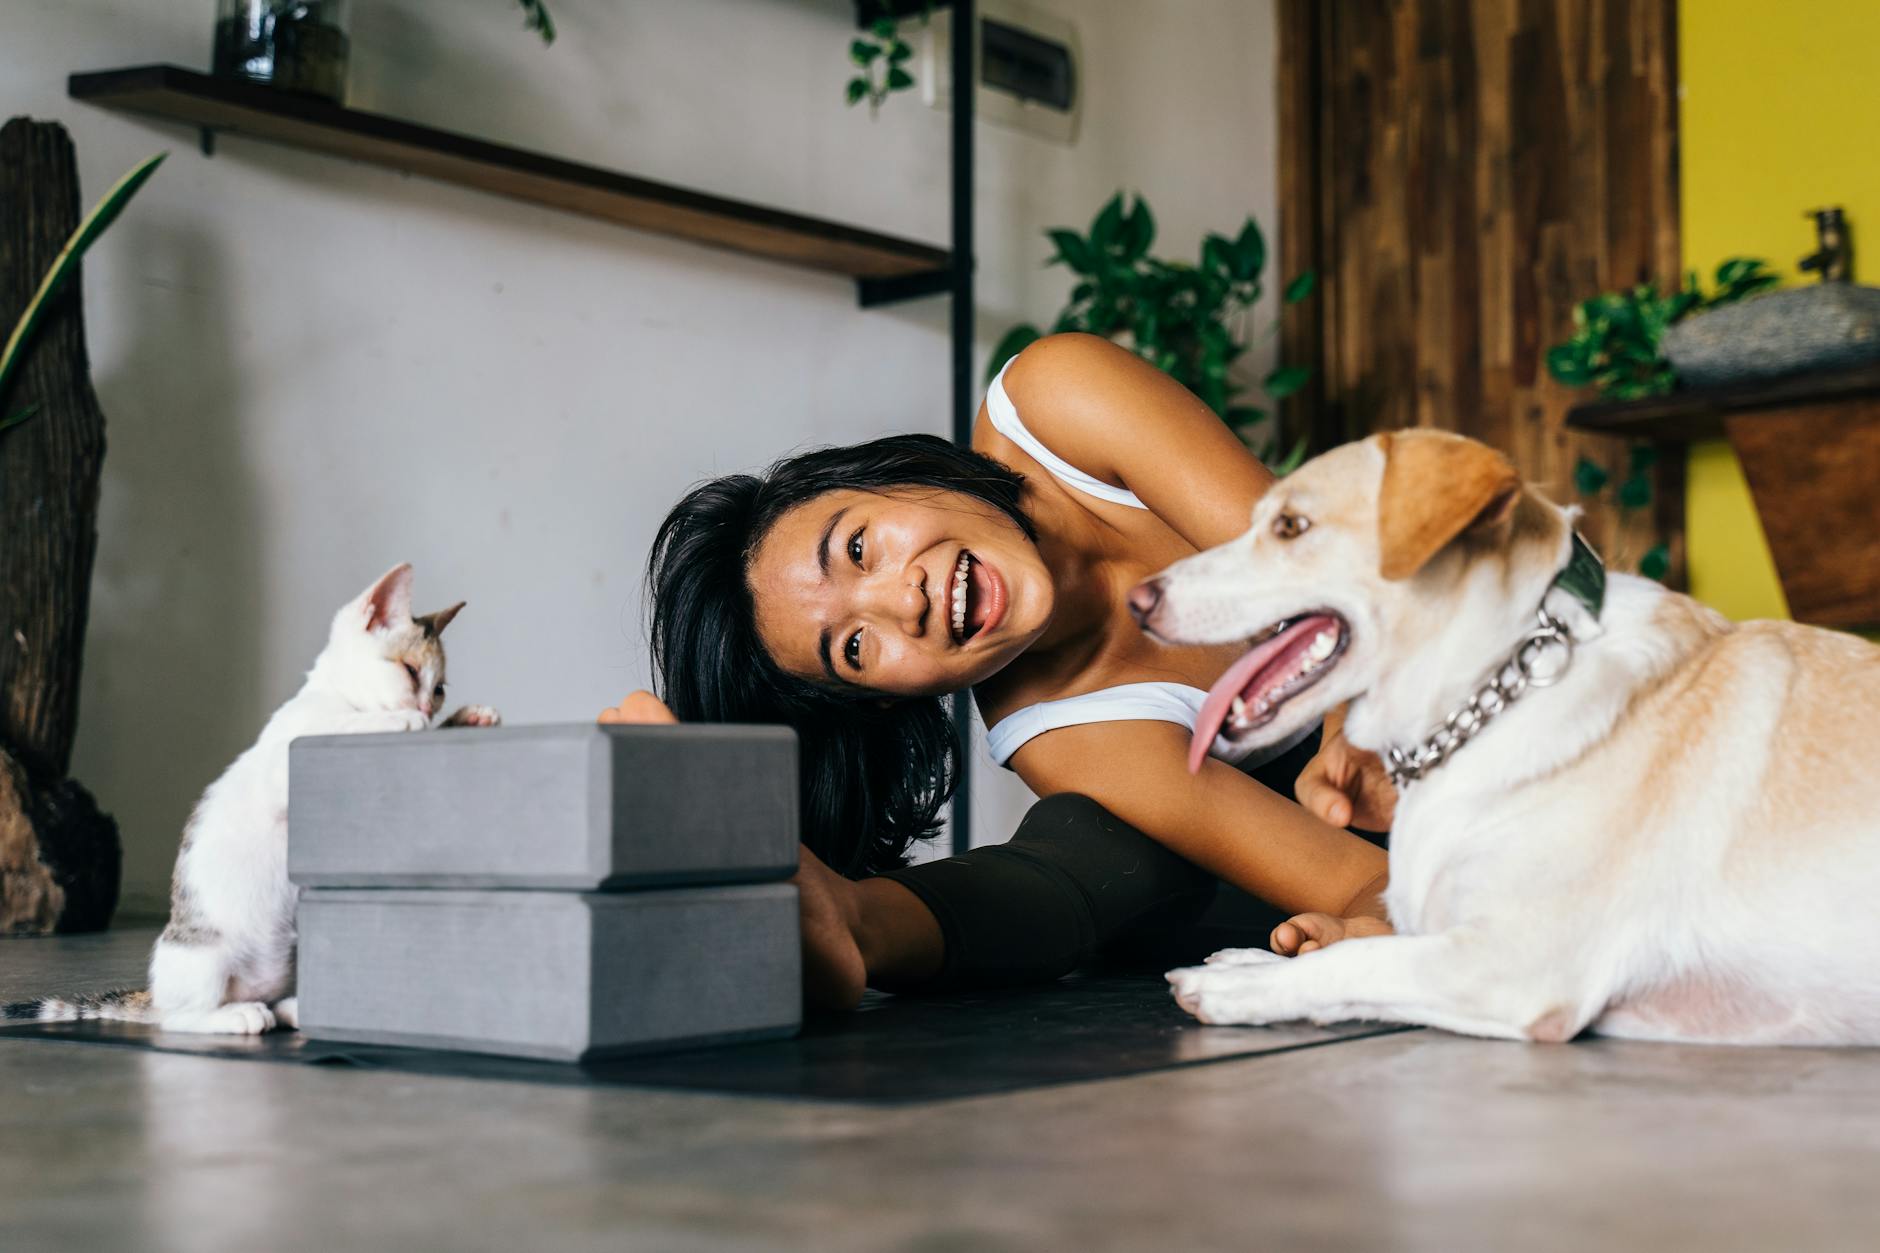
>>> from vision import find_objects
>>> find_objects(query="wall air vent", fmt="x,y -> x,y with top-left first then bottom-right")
924,1 -> 1081,145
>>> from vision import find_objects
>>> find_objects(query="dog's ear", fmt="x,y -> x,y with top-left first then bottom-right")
1376,430 -> 1522,581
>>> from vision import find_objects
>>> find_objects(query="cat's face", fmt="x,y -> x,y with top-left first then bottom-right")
325,564 -> 463,719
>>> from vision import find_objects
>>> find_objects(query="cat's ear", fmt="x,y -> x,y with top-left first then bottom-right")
361,563 -> 414,633
419,601 -> 466,637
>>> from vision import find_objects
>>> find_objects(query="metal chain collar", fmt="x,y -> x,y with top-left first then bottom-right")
1383,606 -> 1577,790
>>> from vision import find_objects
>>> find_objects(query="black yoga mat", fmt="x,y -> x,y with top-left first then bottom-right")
0,971 -> 1406,1105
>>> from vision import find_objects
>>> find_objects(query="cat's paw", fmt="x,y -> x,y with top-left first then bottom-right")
441,704 -> 501,728
271,996 -> 299,1030
162,1001 -> 278,1035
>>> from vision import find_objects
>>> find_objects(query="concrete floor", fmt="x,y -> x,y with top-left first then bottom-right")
4,930 -> 1880,1252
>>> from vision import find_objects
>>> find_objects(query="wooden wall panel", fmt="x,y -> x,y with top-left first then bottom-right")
1279,0 -> 1683,580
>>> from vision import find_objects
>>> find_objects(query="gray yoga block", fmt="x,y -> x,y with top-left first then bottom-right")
297,883 -> 801,1061
288,723 -> 798,890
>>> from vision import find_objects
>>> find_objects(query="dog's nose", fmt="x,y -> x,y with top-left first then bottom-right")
1128,577 -> 1164,628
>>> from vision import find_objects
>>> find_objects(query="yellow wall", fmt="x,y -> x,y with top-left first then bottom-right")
1678,0 -> 1880,621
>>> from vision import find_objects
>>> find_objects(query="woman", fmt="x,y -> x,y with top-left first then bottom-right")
603,334 -> 1397,1008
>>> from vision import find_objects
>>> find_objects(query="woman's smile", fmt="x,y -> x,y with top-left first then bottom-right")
748,488 -> 1050,698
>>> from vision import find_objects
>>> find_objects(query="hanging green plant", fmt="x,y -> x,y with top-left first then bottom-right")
846,3 -> 929,115
1545,258 -> 1778,401
516,0 -> 555,44
1548,257 -> 1776,583
0,151 -> 167,436
1572,443 -> 1670,581
988,192 -> 1317,470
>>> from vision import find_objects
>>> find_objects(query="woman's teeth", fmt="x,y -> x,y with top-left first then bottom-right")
951,552 -> 971,639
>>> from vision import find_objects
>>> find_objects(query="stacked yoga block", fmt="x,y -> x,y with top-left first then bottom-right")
287,724 -> 802,1061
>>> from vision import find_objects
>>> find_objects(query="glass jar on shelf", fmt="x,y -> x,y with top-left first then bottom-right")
212,1 -> 351,104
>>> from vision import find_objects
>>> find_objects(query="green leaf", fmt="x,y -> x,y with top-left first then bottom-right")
1091,193 -> 1126,251
889,39 -> 914,62
0,150 -> 166,418
1713,257 -> 1764,288
1232,219 -> 1266,280
517,0 -> 556,44
1263,364 -> 1311,399
1047,229 -> 1096,273
1282,271 -> 1316,304
1638,543 -> 1671,582
871,17 -> 897,38
1627,443 -> 1659,475
1201,235 -> 1235,280
1121,197 -> 1155,262
1225,405 -> 1268,429
851,39 -> 881,64
886,65 -> 915,90
1617,473 -> 1652,510
1546,343 -> 1596,386
846,77 -> 869,105
0,404 -> 38,435
1269,432 -> 1312,475
1573,456 -> 1610,497
985,324 -> 1042,383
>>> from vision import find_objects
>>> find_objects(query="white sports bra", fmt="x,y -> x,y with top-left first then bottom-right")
981,361 -> 1310,771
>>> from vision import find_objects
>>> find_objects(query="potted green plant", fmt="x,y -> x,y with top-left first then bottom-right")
989,192 -> 1316,469
1544,258 -> 1778,582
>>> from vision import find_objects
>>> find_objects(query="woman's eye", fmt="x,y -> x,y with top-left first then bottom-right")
843,631 -> 863,669
847,528 -> 865,567
1274,512 -> 1311,540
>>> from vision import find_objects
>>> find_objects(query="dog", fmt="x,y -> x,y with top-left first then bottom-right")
1134,429 -> 1880,1045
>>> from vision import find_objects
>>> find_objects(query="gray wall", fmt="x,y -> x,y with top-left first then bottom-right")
5,0 -> 1278,915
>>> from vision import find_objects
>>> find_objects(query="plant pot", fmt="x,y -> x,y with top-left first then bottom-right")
212,0 -> 351,104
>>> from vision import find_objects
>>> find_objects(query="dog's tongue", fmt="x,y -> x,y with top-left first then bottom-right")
1188,629 -> 1299,774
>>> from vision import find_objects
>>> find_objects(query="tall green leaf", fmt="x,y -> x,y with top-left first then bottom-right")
0,150 -> 167,425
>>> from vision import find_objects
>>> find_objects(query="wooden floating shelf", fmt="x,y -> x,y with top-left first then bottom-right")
68,65 -> 952,303
1569,364 -> 1880,630
1564,362 -> 1880,442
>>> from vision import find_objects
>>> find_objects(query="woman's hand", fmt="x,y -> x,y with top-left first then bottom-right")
1269,912 -> 1394,956
1295,709 -> 1397,833
596,693 -> 868,1008
792,845 -> 869,1011
597,690 -> 678,724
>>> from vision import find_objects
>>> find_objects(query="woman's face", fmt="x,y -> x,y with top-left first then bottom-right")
748,487 -> 1054,698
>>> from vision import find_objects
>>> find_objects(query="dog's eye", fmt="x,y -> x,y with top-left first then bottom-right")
1274,512 -> 1311,540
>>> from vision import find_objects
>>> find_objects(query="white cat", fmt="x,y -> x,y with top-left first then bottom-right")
4,563 -> 498,1034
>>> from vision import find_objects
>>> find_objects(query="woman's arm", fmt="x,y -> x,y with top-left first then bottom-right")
1001,333 -> 1279,549
1010,718 -> 1388,920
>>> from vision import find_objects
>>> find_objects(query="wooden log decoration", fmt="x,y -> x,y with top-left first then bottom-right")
0,117 -> 121,934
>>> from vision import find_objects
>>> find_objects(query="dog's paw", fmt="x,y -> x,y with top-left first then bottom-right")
162,1001 -> 278,1035
1166,962 -> 1294,1026
442,704 -> 501,728
1203,947 -> 1288,968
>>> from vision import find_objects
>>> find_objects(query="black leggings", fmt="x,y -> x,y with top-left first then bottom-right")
879,728 -> 1330,990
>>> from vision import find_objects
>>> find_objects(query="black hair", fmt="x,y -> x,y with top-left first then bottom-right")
646,434 -> 1035,878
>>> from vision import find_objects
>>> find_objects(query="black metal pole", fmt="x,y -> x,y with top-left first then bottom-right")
949,0 -> 975,856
